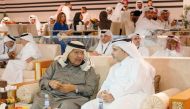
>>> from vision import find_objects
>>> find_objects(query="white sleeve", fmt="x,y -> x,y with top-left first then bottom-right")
0,53 -> 9,60
109,62 -> 148,99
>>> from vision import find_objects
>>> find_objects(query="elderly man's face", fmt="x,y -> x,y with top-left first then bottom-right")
5,41 -> 14,49
101,35 -> 112,44
68,49 -> 85,66
111,46 -> 128,62
132,36 -> 141,47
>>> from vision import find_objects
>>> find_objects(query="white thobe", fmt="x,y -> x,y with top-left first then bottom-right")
0,42 -> 16,60
95,41 -> 112,56
82,57 -> 155,109
1,42 -> 41,84
61,6 -> 72,25
138,46 -> 150,57
110,2 -> 123,22
120,11 -> 135,35
156,20 -> 171,29
82,12 -> 91,23
135,17 -> 161,38
152,49 -> 182,57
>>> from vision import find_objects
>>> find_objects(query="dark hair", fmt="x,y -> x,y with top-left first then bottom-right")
57,12 -> 67,24
81,7 -> 87,10
73,12 -> 84,30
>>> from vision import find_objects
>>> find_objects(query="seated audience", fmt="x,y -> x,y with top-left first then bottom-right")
1,33 -> 41,84
31,41 -> 98,109
135,6 -> 161,38
128,33 -> 149,56
73,12 -> 84,31
82,41 -> 155,109
53,12 -> 71,54
91,30 -> 113,56
29,15 -> 42,36
157,9 -> 171,29
152,36 -> 182,57
98,11 -> 112,30
0,35 -> 16,68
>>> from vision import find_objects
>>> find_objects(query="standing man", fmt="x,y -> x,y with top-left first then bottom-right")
31,41 -> 98,109
82,41 -> 155,109
56,1 -> 73,27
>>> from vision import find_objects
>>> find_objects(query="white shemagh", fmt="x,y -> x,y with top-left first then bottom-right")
111,41 -> 155,94
54,41 -> 92,71
29,15 -> 42,35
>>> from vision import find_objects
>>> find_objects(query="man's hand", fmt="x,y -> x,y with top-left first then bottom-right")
8,51 -> 16,59
98,90 -> 114,103
25,57 -> 34,63
59,84 -> 76,93
49,80 -> 62,90
49,81 -> 76,93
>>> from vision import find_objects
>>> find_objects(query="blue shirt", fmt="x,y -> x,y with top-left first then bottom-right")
53,22 -> 69,36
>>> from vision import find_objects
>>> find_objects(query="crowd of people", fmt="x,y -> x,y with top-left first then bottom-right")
0,0 -> 187,109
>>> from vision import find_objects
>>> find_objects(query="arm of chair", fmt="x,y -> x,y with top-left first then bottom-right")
141,88 -> 181,109
13,80 -> 38,88
34,59 -> 53,80
15,81 -> 40,104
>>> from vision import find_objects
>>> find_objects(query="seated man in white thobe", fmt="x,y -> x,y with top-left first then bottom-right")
135,6 -> 161,38
152,35 -> 182,57
128,33 -> 149,56
91,30 -> 113,56
0,35 -> 16,60
1,33 -> 42,84
82,41 -> 155,109
0,35 -> 16,67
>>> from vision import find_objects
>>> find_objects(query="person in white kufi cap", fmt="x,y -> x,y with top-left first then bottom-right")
82,41 -> 155,109
0,34 -> 16,61
1,33 -> 42,84
91,30 -> 113,56
31,41 -> 98,109
128,33 -> 149,56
